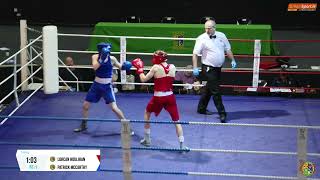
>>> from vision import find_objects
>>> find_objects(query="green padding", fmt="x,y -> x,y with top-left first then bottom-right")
89,22 -> 279,55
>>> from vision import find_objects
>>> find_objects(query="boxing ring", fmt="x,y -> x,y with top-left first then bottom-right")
0,20 -> 319,180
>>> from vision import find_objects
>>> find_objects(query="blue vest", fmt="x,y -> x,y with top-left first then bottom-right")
95,56 -> 113,78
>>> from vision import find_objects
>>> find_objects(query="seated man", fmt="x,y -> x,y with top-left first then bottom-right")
59,56 -> 84,91
271,73 -> 298,87
270,72 -> 301,97
112,69 -> 119,93
175,65 -> 200,94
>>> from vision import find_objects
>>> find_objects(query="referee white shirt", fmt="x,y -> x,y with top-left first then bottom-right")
193,31 -> 231,68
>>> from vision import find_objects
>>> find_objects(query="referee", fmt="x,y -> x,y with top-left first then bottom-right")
192,19 -> 237,123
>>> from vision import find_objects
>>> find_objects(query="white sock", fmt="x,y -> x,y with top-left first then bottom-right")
144,128 -> 150,140
144,128 -> 150,134
178,136 -> 184,143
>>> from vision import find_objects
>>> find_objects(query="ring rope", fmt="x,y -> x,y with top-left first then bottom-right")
231,39 -> 320,43
221,70 -> 320,74
0,67 -> 42,105
186,171 -> 319,180
58,33 -> 197,41
0,165 -> 318,180
30,44 -> 43,50
1,115 -> 320,129
0,142 -> 319,157
26,27 -> 42,34
0,52 -> 42,87
57,80 -> 320,90
57,33 -> 320,43
54,79 -> 320,90
57,49 -> 320,59
0,35 -> 42,66
0,166 -> 19,170
57,65 -> 320,74
219,84 -> 320,90
236,55 -> 320,59
0,85 -> 43,125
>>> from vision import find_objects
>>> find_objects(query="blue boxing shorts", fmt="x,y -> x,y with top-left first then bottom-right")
85,81 -> 116,104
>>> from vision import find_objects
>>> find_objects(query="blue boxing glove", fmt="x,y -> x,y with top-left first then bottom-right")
231,59 -> 237,69
193,67 -> 200,76
121,61 -> 132,71
99,47 -> 111,64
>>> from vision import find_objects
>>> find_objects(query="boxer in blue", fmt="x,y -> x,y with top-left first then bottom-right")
74,42 -> 132,132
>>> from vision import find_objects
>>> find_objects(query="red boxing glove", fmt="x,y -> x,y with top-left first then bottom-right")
132,58 -> 144,74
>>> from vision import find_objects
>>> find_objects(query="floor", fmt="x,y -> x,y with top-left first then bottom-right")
0,91 -> 319,180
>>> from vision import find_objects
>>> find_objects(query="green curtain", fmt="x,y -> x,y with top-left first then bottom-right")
89,22 -> 278,55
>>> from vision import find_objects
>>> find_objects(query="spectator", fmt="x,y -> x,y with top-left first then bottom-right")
175,65 -> 201,94
271,72 -> 301,97
112,69 -> 119,93
59,56 -> 84,91
271,73 -> 298,87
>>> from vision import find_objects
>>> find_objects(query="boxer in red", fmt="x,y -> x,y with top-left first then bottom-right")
132,50 -> 187,150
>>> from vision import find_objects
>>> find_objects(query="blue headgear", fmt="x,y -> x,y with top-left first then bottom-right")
97,42 -> 112,53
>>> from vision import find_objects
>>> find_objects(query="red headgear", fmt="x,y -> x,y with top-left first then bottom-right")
152,51 -> 167,64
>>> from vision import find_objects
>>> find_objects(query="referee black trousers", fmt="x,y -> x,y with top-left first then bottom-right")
197,65 -> 226,115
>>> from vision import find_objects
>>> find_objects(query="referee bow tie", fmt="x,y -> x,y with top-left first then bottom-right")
209,35 -> 216,39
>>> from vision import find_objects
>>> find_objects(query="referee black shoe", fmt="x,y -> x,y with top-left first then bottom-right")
197,110 -> 214,115
219,114 -> 227,123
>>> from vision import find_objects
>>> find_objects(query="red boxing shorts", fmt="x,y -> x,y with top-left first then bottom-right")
146,94 -> 179,121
